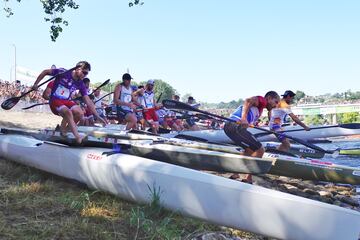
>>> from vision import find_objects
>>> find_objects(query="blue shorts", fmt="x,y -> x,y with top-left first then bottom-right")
185,117 -> 196,127
271,125 -> 286,142
136,111 -> 144,121
116,107 -> 133,120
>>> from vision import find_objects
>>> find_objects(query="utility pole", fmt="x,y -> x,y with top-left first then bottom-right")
12,44 -> 17,82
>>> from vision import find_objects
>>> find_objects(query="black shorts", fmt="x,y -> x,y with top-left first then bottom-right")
116,107 -> 133,120
224,122 -> 262,151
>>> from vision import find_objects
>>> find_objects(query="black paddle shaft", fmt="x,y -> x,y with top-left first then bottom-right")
73,79 -> 110,102
1,66 -> 78,110
254,123 -> 360,138
162,99 -> 334,154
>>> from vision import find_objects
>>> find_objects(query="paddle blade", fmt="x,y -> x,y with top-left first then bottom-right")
1,97 -> 20,110
99,79 -> 110,88
162,99 -> 193,111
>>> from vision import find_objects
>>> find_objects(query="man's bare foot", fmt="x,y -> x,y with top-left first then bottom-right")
229,173 -> 240,180
59,125 -> 68,138
75,134 -> 88,145
241,174 -> 253,184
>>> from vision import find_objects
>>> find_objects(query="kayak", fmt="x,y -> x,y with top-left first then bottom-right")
263,142 -> 326,159
2,127 -> 360,185
0,127 -> 273,174
163,124 -> 360,143
265,153 -> 360,185
0,134 -> 359,240
126,142 -> 273,174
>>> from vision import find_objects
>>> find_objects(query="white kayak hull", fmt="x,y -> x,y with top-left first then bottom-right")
163,124 -> 360,143
0,134 -> 360,239
3,127 -> 360,185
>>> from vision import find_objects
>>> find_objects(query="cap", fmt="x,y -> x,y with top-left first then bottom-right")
147,79 -> 155,85
122,73 -> 132,80
188,96 -> 194,101
281,90 -> 296,97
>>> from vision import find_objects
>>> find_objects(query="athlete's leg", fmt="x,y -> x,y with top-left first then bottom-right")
278,138 -> 290,152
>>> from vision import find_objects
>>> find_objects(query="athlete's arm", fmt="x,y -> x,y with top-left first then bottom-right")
32,69 -> 52,90
289,113 -> 310,130
42,86 -> 51,100
83,95 -> 107,125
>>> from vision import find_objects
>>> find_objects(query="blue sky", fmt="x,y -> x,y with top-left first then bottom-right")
0,1 -> 359,103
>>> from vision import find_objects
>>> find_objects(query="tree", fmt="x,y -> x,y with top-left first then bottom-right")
3,0 -> 143,41
152,79 -> 177,103
304,114 -> 325,125
294,90 -> 305,102
337,112 -> 360,124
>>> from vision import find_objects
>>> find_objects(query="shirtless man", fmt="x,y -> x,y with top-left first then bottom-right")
33,61 -> 106,144
269,90 -> 310,152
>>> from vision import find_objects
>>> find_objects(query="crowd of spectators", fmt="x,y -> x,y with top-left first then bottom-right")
0,79 -> 46,111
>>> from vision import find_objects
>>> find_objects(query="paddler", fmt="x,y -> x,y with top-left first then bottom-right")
113,73 -> 138,130
269,90 -> 310,152
32,61 -> 107,144
138,79 -> 161,134
224,91 -> 280,183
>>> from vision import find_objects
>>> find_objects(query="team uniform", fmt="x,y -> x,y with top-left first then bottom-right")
269,99 -> 292,141
156,108 -> 176,128
116,84 -> 137,120
138,90 -> 159,122
49,68 -> 88,115
224,96 -> 267,151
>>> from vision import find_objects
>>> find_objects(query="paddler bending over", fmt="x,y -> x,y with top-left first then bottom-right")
269,90 -> 310,152
32,61 -> 107,144
224,91 -> 280,183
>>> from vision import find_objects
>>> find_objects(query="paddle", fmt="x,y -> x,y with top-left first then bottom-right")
22,102 -> 49,110
94,91 -> 114,104
254,123 -> 360,138
73,79 -> 110,101
1,66 -> 78,110
22,79 -> 111,110
162,99 -> 336,155
156,92 -> 163,103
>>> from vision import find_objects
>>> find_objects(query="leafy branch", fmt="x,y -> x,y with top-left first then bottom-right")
3,0 -> 144,42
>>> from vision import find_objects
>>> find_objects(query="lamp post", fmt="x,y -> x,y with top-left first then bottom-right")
12,44 -> 16,82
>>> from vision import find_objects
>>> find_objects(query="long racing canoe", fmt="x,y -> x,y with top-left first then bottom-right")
163,124 -> 360,143
82,129 -> 360,185
0,134 -> 359,239
3,127 -> 360,185
0,127 -> 273,174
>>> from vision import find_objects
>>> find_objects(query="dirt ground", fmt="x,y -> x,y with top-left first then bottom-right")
0,110 -> 61,129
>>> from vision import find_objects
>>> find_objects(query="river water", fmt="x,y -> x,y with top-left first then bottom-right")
317,139 -> 360,167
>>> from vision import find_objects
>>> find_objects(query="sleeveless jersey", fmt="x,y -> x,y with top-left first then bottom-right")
118,84 -> 133,111
269,99 -> 292,129
229,96 -> 267,124
139,90 -> 155,108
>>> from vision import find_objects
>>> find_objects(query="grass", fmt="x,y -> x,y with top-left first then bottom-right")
0,158 -> 263,240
